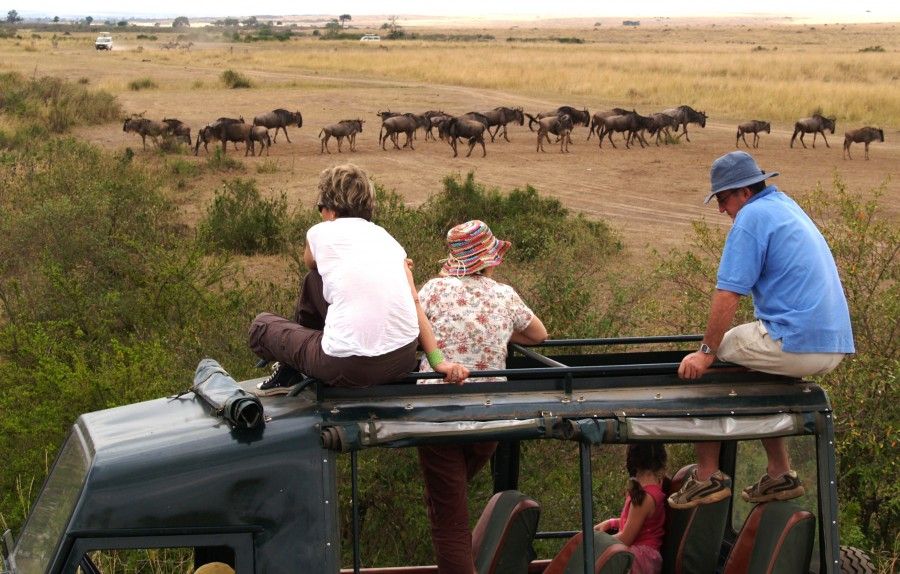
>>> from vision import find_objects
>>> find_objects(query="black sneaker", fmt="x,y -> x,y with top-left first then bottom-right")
255,362 -> 300,396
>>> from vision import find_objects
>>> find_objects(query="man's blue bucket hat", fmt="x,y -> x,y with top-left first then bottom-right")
705,151 -> 779,204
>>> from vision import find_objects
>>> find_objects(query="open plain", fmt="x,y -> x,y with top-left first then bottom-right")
2,21 -> 897,256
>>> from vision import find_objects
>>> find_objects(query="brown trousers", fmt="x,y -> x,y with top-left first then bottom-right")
417,442 -> 499,573
247,271 -> 418,387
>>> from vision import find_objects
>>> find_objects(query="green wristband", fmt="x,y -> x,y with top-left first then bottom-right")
426,349 -> 445,369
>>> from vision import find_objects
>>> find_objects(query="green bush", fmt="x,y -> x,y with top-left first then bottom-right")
127,77 -> 157,91
0,71 -> 120,133
221,69 -> 251,89
0,137 -> 261,535
198,179 -> 288,255
205,146 -> 245,171
798,177 -> 899,560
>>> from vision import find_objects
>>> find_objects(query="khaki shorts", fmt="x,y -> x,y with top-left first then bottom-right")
718,321 -> 846,378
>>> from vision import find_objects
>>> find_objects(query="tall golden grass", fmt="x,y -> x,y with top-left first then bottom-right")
4,24 -> 897,126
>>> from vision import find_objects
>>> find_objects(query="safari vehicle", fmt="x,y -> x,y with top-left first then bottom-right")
94,34 -> 112,51
1,336 -> 876,573
359,34 -> 381,42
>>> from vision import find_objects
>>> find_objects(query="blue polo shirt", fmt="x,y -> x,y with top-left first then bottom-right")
717,186 -> 855,353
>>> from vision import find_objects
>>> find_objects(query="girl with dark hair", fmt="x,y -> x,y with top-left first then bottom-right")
597,443 -> 668,574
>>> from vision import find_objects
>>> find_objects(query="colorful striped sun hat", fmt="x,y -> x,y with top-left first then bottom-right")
440,220 -> 511,277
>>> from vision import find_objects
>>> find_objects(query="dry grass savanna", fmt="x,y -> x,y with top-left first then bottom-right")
0,22 -> 900,255
1,21 -> 897,258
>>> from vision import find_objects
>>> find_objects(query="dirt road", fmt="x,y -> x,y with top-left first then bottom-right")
60,52 -> 898,255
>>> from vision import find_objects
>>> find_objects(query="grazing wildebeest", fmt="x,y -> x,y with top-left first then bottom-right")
193,117 -> 245,155
843,126 -> 884,160
442,117 -> 487,158
791,114 -> 836,148
661,105 -> 708,142
122,117 -> 169,149
380,114 -> 427,150
247,126 -> 271,157
161,118 -> 192,146
534,114 -> 574,153
736,120 -> 771,149
319,119 -> 364,154
253,109 -> 303,143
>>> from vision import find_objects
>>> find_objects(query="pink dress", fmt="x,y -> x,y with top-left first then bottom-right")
617,484 -> 666,574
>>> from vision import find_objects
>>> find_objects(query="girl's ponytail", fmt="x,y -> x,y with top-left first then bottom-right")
628,476 -> 647,505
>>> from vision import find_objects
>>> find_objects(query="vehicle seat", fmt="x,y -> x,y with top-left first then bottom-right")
722,501 -> 815,574
472,490 -> 541,574
661,464 -> 730,574
542,530 -> 633,574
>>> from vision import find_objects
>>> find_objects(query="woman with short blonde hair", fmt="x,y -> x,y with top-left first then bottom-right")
249,164 -> 468,392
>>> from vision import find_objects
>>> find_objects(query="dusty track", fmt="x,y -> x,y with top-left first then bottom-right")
53,49 -> 898,255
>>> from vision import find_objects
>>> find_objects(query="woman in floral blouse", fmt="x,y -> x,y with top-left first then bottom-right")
417,219 -> 547,573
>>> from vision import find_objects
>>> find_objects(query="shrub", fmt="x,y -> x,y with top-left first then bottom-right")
198,179 -> 288,255
0,72 -> 121,132
221,69 -> 251,88
0,136 -> 260,538
859,45 -> 885,52
255,158 -> 279,173
205,147 -> 245,172
128,77 -> 157,91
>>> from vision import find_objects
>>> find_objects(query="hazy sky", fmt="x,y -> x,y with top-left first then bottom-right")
14,1 -> 900,22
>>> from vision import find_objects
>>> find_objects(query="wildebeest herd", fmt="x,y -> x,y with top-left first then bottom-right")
122,105 -> 886,160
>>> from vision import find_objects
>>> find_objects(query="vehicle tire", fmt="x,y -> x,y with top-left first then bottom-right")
840,546 -> 876,574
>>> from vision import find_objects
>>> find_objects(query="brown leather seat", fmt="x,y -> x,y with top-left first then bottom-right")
722,501 -> 815,574
471,490 -> 541,574
542,529 -> 633,574
661,464 -> 730,574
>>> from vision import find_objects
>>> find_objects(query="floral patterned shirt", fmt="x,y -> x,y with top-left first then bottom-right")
418,275 -> 535,383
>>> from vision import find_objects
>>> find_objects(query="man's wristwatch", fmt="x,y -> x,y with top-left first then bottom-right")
699,343 -> 715,356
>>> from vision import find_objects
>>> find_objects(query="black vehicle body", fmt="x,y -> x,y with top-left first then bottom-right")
2,337 -> 843,573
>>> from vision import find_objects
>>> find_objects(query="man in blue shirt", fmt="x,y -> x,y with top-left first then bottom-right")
669,151 -> 854,509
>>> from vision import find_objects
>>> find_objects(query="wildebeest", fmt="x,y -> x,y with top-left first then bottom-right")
161,118 -> 192,146
736,120 -> 771,148
122,117 -> 169,149
211,121 -> 260,156
422,110 -> 452,141
646,113 -> 681,145
319,119 -> 364,154
380,114 -> 428,150
843,126 -> 884,160
253,109 -> 303,143
661,105 -> 708,142
595,111 -> 647,149
247,126 -> 271,156
534,114 -> 574,153
587,108 -> 629,140
791,114 -> 836,148
194,117 -> 245,155
465,107 -> 524,142
441,117 -> 487,158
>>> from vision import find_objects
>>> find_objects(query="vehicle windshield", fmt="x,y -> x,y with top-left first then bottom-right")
11,427 -> 90,574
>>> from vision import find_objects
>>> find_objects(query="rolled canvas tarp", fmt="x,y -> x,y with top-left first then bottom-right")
193,358 -> 265,431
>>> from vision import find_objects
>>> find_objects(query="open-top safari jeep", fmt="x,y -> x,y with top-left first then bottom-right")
1,336 -> 875,573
